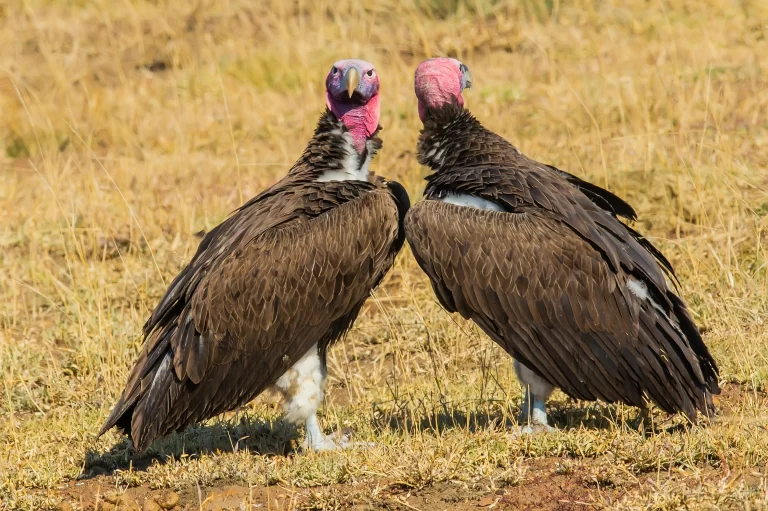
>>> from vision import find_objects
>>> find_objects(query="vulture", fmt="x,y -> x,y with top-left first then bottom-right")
405,58 -> 719,433
99,59 -> 409,452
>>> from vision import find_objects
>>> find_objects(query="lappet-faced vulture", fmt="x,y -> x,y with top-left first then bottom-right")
99,59 -> 409,451
404,58 -> 719,432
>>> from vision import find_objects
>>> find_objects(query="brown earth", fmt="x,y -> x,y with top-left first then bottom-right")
53,460 -> 625,510
50,382 -> 759,510
50,455 -> 728,511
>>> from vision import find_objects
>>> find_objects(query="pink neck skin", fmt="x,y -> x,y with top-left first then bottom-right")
326,93 -> 381,153
415,69 -> 465,122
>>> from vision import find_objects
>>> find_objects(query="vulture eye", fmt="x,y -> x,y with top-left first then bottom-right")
366,69 -> 376,78
459,63 -> 469,74
331,66 -> 339,75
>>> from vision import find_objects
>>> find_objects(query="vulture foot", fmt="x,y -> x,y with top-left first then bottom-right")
303,430 -> 352,451
516,372 -> 555,436
303,428 -> 373,451
303,414 -> 372,451
519,423 -> 556,435
514,361 -> 556,433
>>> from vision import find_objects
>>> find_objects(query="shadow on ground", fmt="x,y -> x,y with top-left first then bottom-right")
84,385 -> 745,479
372,396 -> 693,437
83,415 -> 297,478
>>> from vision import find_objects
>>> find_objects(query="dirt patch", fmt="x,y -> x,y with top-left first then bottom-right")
51,384 -> 758,510
714,382 -> 768,413
53,479 -> 309,510
52,457 -> 633,510
496,459 -> 627,510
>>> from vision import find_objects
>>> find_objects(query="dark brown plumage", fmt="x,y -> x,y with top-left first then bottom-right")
99,109 -> 409,452
405,100 -> 719,424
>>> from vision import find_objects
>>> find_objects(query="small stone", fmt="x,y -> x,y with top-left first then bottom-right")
143,499 -> 163,511
155,491 -> 180,509
101,494 -> 140,511
55,502 -> 74,511
202,487 -> 248,510
478,495 -> 497,507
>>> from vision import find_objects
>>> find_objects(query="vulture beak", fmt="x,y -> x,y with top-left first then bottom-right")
345,67 -> 361,98
460,64 -> 473,91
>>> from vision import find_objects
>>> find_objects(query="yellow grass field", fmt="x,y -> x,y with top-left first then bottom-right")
2,0 -> 768,509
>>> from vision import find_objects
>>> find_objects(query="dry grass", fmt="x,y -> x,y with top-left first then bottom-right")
2,0 -> 768,509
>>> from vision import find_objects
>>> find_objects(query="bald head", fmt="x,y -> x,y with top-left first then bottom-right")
325,59 -> 381,153
414,58 -> 472,122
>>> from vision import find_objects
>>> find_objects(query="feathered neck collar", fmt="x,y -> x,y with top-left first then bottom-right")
417,102 -> 486,171
289,110 -> 383,181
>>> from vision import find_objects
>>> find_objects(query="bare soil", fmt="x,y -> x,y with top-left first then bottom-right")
51,383 -> 758,510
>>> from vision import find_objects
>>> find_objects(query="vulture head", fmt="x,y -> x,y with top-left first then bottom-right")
414,58 -> 472,122
325,59 -> 381,153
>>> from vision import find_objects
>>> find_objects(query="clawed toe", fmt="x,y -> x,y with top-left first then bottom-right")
320,429 -> 353,449
330,429 -> 376,448
507,422 -> 556,437
303,428 -> 373,452
520,423 -> 556,435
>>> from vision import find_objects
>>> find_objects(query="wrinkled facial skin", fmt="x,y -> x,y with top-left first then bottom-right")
325,59 -> 380,105
325,59 -> 381,153
414,58 -> 472,122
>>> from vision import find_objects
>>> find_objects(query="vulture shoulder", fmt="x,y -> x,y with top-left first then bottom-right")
547,165 -> 637,222
424,153 -> 675,288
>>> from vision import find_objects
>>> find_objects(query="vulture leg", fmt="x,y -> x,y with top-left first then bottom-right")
514,359 -> 556,434
275,344 -> 332,450
273,344 -> 349,451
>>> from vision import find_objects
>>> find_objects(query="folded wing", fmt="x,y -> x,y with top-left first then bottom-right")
100,184 -> 403,451
406,199 -> 717,418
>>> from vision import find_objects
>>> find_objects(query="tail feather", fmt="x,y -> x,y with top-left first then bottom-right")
98,327 -> 178,450
130,351 -> 179,452
669,292 -> 719,417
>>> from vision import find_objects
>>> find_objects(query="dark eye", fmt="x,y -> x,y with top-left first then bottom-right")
331,66 -> 339,75
459,63 -> 468,73
366,69 -> 376,78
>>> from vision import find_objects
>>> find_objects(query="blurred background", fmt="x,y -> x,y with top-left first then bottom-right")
2,1 -> 768,509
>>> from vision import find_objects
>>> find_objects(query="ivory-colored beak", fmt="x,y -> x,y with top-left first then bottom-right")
346,67 -> 360,97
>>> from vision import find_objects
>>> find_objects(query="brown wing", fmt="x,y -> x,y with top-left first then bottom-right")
100,184 -> 403,451
405,199 -> 714,418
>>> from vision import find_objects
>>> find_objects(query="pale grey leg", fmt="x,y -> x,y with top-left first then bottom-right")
514,359 -> 556,434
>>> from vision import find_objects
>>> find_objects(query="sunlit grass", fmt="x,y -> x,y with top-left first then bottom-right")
1,0 -> 768,509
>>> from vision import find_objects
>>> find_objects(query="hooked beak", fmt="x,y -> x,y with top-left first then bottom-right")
345,67 -> 361,98
461,65 -> 473,91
